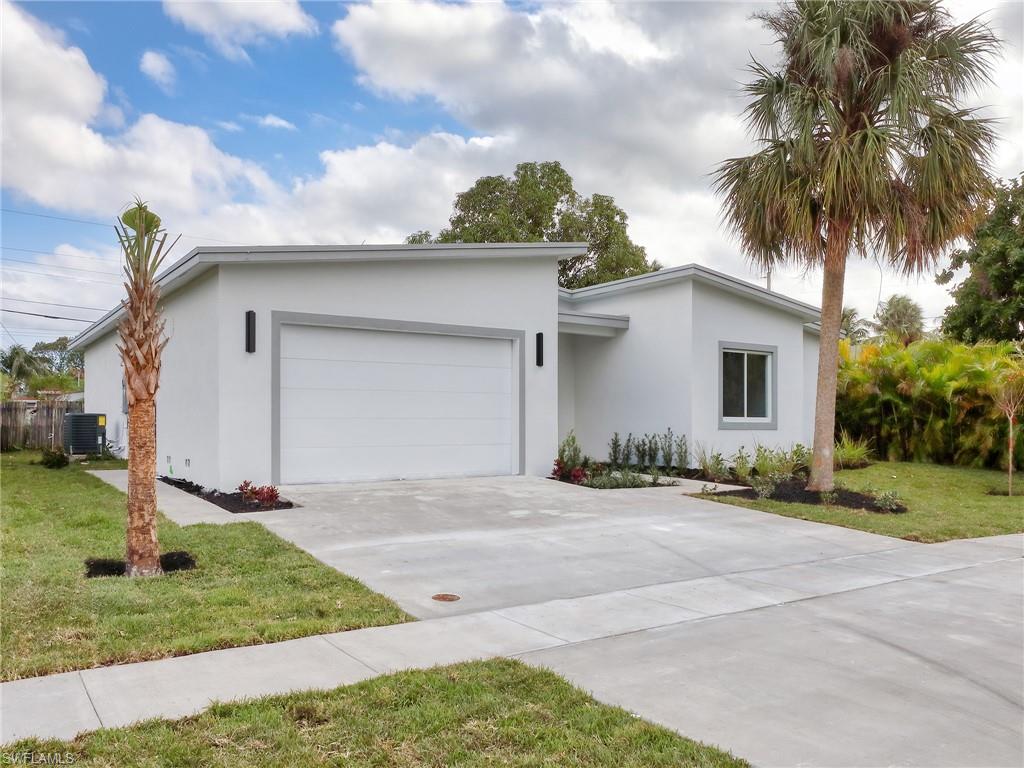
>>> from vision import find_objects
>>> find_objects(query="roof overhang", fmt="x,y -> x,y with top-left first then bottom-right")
560,263 -> 821,323
70,242 -> 588,350
558,310 -> 630,337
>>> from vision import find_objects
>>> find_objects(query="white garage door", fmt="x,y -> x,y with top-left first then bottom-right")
279,324 -> 516,483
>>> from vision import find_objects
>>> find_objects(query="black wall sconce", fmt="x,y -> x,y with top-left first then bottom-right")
535,332 -> 544,367
245,310 -> 256,353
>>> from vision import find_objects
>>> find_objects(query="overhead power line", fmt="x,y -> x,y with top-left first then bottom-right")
0,255 -> 120,277
1,265 -> 121,285
2,308 -> 95,323
1,206 -> 257,246
0,296 -> 107,312
1,245 -> 121,265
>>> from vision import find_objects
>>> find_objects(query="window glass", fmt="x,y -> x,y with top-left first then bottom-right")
722,351 -> 745,418
746,353 -> 768,418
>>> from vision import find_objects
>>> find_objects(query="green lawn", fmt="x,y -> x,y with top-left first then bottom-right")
7,659 -> 746,767
709,461 -> 1023,543
0,452 -> 410,681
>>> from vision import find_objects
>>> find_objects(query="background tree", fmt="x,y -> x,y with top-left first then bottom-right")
872,294 -> 925,345
841,306 -> 871,344
408,161 -> 660,289
939,176 -> 1024,342
31,336 -> 84,378
117,201 -> 178,577
714,1 -> 997,491
0,344 -> 47,397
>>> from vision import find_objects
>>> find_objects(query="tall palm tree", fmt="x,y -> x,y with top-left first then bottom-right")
116,201 -> 178,577
872,293 -> 925,345
714,0 -> 998,490
0,344 -> 47,397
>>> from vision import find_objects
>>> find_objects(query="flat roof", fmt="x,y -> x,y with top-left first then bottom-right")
69,242 -> 588,350
559,263 -> 821,322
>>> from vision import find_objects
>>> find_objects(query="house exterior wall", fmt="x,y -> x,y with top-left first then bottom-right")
83,270 -> 222,487
561,282 -> 693,462
214,256 -> 559,488
688,281 -> 812,458
557,333 -> 575,441
802,329 -> 820,441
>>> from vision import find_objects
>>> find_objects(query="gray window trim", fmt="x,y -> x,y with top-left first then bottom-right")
270,311 -> 527,484
717,341 -> 778,430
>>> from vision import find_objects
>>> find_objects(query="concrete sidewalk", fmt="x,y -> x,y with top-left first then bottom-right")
3,537 -> 1020,755
87,470 -> 238,525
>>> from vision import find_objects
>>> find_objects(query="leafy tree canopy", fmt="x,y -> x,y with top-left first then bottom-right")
939,176 -> 1024,343
31,336 -> 83,375
873,294 -> 925,346
407,161 -> 660,289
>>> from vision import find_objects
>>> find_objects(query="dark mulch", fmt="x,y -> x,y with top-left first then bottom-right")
85,550 -> 196,578
159,476 -> 294,513
717,477 -> 907,514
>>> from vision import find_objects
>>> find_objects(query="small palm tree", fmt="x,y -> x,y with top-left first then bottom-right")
714,1 -> 998,490
0,344 -> 47,397
990,354 -> 1024,496
873,294 -> 925,345
116,200 -> 178,577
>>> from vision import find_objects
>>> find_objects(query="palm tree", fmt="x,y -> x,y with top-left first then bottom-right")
872,294 -> 925,345
841,306 -> 871,344
116,201 -> 178,577
0,344 -> 47,397
714,1 -> 998,490
989,351 -> 1024,496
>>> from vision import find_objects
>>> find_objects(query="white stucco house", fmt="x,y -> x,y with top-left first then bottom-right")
71,243 -> 820,489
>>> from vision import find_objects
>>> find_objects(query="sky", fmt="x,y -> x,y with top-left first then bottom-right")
1,0 -> 1021,349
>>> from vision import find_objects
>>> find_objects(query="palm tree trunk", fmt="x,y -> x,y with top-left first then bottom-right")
807,221 -> 850,492
126,398 -> 161,576
1009,415 -> 1015,497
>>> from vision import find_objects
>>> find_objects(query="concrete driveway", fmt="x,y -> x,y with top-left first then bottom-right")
247,476 -> 1023,767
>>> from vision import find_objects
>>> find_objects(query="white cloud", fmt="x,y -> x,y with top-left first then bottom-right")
139,50 -> 175,93
1,0 -> 272,224
162,0 -> 317,62
215,120 -> 243,132
253,113 -> 296,131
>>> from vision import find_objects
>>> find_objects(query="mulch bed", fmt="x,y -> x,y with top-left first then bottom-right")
159,476 -> 294,513
85,550 -> 196,578
716,477 -> 907,514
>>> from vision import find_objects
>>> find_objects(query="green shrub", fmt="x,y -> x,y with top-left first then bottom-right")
674,434 -> 689,472
552,432 -> 587,483
732,446 -> 752,484
659,428 -> 675,470
835,430 -> 872,469
607,432 -> 623,468
750,475 -> 776,499
584,468 -> 652,489
643,433 -> 659,468
623,433 -> 635,467
695,443 -> 730,483
40,448 -> 69,469
837,338 -> 1022,468
874,490 -> 905,512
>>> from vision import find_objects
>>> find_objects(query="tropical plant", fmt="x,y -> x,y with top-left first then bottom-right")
989,355 -> 1024,495
939,176 -> 1024,343
674,434 -> 689,472
552,431 -> 586,483
0,344 -> 47,396
40,447 -> 69,469
836,338 -> 1021,469
732,445 -> 753,484
643,433 -> 660,468
117,200 -> 179,577
585,467 -> 654,489
834,430 -> 872,469
694,443 -> 730,483
659,428 -> 675,471
408,161 -> 661,288
872,294 -> 925,345
841,306 -> 871,344
714,1 -> 998,491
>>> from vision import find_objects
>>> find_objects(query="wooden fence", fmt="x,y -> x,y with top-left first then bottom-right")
0,401 -> 84,452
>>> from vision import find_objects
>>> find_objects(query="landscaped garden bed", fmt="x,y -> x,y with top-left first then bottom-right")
160,476 -> 295,513
4,659 -> 748,767
714,476 -> 907,514
1,452 -> 409,680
